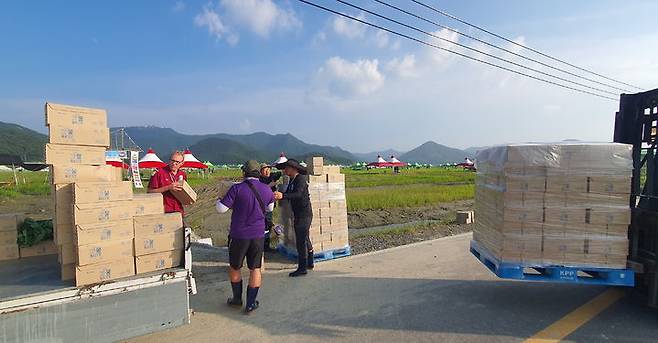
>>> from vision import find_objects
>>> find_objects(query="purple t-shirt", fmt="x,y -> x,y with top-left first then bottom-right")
220,178 -> 275,240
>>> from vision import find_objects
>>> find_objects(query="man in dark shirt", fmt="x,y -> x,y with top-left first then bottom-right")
147,151 -> 187,214
216,160 -> 274,314
274,159 -> 314,277
259,164 -> 281,252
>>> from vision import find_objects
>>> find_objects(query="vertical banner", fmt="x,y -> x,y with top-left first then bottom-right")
130,150 -> 143,189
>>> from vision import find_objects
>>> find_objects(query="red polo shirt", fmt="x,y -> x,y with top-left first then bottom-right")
148,166 -> 187,214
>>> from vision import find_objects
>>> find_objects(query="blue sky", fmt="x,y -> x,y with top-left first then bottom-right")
1,0 -> 657,153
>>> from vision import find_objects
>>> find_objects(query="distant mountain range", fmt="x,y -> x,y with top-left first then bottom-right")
0,122 -> 48,161
400,141 -> 471,165
0,122 -> 474,165
118,126 -> 357,165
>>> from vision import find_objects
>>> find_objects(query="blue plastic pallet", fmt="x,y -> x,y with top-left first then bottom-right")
470,240 -> 635,287
277,244 -> 351,263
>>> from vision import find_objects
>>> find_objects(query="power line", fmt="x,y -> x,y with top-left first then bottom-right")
297,0 -> 617,101
410,0 -> 644,91
373,0 -> 634,94
334,0 -> 619,97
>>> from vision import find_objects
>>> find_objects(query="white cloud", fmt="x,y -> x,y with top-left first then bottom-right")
428,28 -> 460,65
172,1 -> 185,12
239,118 -> 252,131
315,57 -> 385,97
194,6 -> 229,41
374,31 -> 389,48
220,0 -> 301,38
386,55 -> 417,78
332,14 -> 366,39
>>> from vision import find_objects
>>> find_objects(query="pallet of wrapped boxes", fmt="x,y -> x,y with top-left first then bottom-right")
472,143 -> 632,269
279,157 -> 350,261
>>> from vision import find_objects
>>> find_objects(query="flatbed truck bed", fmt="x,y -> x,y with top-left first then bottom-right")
0,255 -> 190,343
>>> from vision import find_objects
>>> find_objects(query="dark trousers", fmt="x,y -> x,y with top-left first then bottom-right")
294,216 -> 313,271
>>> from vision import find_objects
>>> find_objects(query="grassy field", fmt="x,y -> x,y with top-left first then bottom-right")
343,167 -> 475,188
347,184 -> 474,210
0,171 -> 50,198
0,167 -> 476,213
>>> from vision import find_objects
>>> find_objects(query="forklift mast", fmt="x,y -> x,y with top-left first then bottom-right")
613,88 -> 658,307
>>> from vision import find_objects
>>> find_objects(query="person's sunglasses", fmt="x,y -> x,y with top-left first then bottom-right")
170,160 -> 184,164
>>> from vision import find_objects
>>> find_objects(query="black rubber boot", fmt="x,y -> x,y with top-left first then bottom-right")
245,301 -> 259,314
227,297 -> 243,307
307,251 -> 314,270
289,269 -> 308,277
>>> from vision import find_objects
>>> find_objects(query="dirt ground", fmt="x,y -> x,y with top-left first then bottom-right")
0,194 -> 52,220
347,199 -> 473,229
187,180 -> 474,246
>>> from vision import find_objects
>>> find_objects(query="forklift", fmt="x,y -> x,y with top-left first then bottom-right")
614,88 -> 658,307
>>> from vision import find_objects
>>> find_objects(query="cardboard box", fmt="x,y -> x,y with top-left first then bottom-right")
135,250 -> 182,274
45,102 -> 108,128
0,213 -> 23,232
19,240 -> 58,258
51,165 -> 123,184
326,173 -> 345,183
306,157 -> 324,176
73,181 -> 133,204
53,184 -> 73,226
0,230 -> 17,246
75,257 -> 135,286
546,176 -> 588,193
60,243 -> 76,265
134,229 -> 184,256
133,212 -> 183,238
45,144 -> 106,165
75,220 -> 134,246
76,238 -> 134,266
309,175 -> 326,184
61,263 -> 75,281
48,124 -> 110,147
0,245 -> 19,261
588,176 -> 631,195
171,180 -> 197,205
53,183 -> 73,201
73,200 -> 134,226
323,165 -> 341,175
132,193 -> 164,216
54,220 -> 74,245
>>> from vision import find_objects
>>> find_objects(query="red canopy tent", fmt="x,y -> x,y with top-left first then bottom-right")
139,149 -> 167,169
106,155 -> 129,169
388,155 -> 408,167
182,149 -> 208,169
456,157 -> 475,170
367,155 -> 392,168
272,152 -> 288,166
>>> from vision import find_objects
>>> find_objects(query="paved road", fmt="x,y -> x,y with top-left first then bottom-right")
128,233 -> 658,343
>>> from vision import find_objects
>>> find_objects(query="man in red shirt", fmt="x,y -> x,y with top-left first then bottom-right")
148,151 -> 187,214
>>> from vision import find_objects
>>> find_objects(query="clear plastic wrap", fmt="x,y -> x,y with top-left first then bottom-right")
473,142 -> 632,269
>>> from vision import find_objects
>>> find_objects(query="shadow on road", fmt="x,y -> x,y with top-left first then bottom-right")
187,269 -> 650,340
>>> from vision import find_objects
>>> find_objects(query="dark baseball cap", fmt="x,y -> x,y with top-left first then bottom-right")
242,160 -> 261,174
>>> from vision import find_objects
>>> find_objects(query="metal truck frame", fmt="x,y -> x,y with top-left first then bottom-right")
614,88 -> 658,307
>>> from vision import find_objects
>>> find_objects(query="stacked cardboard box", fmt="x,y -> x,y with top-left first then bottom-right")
280,157 -> 349,253
133,212 -> 184,274
72,182 -> 136,285
45,103 -> 122,283
473,143 -> 632,269
0,214 -> 22,261
46,103 -> 184,285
